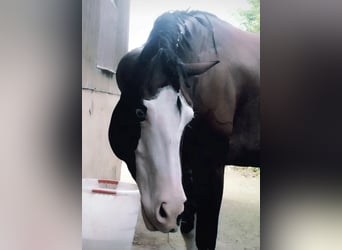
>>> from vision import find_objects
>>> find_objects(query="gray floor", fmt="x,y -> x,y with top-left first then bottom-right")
121,165 -> 260,250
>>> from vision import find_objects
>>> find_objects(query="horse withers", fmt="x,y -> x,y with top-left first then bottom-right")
109,10 -> 259,250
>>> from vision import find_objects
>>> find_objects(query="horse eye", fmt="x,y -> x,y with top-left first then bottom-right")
135,108 -> 146,121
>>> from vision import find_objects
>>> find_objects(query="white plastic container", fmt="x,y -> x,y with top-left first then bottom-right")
82,179 -> 140,250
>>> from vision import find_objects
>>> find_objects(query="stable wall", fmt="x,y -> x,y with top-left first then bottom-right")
82,0 -> 130,179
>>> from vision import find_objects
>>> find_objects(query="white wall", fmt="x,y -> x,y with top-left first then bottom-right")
82,0 -> 130,179
82,90 -> 121,179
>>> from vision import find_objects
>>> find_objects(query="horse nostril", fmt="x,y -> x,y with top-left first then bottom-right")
159,203 -> 167,218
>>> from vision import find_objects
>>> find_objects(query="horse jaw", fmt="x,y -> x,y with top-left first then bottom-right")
134,86 -> 193,233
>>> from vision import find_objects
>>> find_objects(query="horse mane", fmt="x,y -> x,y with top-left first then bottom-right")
137,10 -> 218,96
140,10 -> 217,62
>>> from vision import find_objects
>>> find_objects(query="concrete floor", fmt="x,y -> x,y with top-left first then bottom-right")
121,165 -> 260,250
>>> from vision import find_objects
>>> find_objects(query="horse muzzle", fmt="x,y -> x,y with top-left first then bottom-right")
141,197 -> 185,233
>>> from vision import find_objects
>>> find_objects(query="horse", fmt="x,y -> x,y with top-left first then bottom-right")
109,10 -> 259,250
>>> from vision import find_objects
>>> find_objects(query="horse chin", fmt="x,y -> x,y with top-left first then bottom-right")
141,206 -> 158,231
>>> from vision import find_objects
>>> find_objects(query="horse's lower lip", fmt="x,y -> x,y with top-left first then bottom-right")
141,207 -> 157,231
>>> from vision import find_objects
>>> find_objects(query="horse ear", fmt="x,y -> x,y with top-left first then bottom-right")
116,48 -> 142,92
182,60 -> 220,76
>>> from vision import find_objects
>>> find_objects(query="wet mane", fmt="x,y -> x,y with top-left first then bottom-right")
138,10 -> 218,97
140,10 -> 217,62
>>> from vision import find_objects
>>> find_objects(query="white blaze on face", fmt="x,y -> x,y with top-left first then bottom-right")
135,86 -> 194,232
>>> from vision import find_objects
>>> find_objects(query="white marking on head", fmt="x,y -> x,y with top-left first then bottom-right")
135,86 -> 193,232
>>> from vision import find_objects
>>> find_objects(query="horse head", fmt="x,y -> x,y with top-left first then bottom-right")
109,46 -> 218,232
